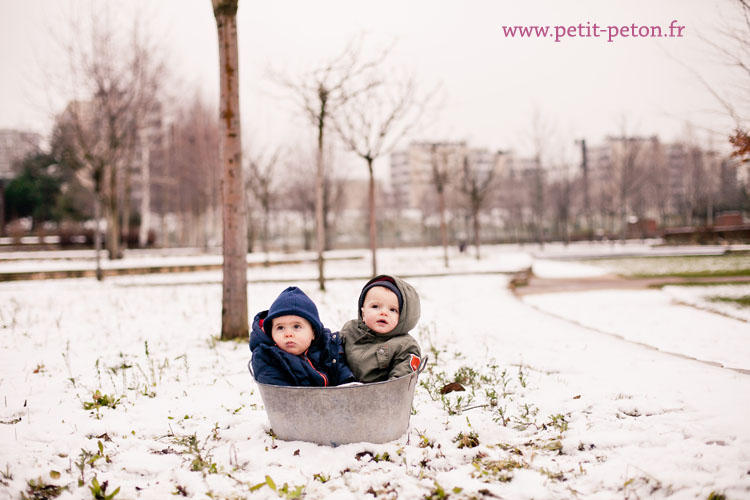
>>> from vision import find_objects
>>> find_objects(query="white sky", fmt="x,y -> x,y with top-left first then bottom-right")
0,0 -> 745,177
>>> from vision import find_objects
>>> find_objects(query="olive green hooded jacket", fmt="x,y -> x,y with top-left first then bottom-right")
341,275 -> 422,382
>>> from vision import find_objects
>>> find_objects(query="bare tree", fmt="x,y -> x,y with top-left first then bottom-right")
722,1 -> 750,207
247,147 -> 281,261
528,111 -> 551,248
282,146 -> 348,252
496,157 -> 526,244
54,102 -> 108,279
706,1 -> 750,153
530,158 -> 547,247
648,141 -> 672,226
679,136 -> 719,226
574,139 -> 595,239
120,27 -> 164,251
276,41 -> 384,290
607,132 -> 651,241
672,0 -> 750,198
280,148 -> 318,251
322,166 -> 348,251
335,76 -> 430,275
458,152 -> 498,260
213,0 -> 248,340
284,169 -> 316,251
165,95 -> 221,248
137,127 -> 152,248
545,140 -> 576,245
50,8 -> 165,277
548,166 -> 574,246
429,143 -> 457,267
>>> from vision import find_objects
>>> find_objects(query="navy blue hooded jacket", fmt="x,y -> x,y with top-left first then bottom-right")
249,287 -> 355,387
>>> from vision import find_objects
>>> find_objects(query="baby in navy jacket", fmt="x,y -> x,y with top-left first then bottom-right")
249,286 -> 355,387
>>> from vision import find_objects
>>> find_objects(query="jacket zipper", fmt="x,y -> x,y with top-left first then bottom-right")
303,351 -> 328,386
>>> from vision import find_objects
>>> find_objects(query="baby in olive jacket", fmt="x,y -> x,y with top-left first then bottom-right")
341,275 -> 422,382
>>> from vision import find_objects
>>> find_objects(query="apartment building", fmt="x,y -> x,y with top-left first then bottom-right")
390,141 -> 507,211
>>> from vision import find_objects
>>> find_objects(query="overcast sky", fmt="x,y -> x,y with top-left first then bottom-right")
0,0 -> 745,177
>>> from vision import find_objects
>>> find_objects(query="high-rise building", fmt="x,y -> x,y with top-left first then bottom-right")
390,141 -> 507,211
390,141 -> 464,210
581,135 -> 740,226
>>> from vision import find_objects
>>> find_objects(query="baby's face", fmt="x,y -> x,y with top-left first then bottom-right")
361,286 -> 400,334
270,315 -> 314,355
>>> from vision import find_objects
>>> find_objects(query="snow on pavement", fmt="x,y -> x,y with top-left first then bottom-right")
663,284 -> 750,324
531,259 -> 610,279
1,253 -> 749,499
523,288 -> 750,372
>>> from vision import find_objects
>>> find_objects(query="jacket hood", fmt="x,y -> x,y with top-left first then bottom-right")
250,308 -> 326,352
250,310 -> 273,350
263,286 -> 323,338
357,274 -> 420,338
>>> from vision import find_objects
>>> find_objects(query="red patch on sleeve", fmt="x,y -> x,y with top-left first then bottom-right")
409,354 -> 420,372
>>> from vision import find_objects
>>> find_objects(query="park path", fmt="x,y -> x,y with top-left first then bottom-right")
513,273 -> 750,296
512,271 -> 750,375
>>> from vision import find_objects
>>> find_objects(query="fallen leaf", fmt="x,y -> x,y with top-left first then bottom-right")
440,382 -> 465,395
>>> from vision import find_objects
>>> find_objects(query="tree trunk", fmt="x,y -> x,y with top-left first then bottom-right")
472,206 -> 480,260
121,155 -> 132,251
533,164 -> 545,249
439,188 -> 449,267
262,203 -> 270,266
562,182 -> 570,246
580,139 -> 594,240
322,174 -> 334,251
367,157 -> 377,276
246,206 -> 256,253
0,179 -> 5,238
303,210 -> 312,251
315,101 -> 327,291
105,163 -> 122,259
214,0 -> 248,340
620,195 -> 628,242
93,186 -> 103,281
139,132 -> 151,247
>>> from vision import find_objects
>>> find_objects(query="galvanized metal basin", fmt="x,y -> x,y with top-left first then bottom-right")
248,357 -> 428,446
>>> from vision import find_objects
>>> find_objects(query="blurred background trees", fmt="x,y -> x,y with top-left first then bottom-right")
1,3 -> 749,258
3,152 -> 81,228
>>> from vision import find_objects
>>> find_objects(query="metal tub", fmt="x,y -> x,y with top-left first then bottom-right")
249,357 -> 428,446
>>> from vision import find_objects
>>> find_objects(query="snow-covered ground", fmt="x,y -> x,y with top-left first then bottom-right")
0,245 -> 532,278
662,284 -> 750,324
1,246 -> 749,499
